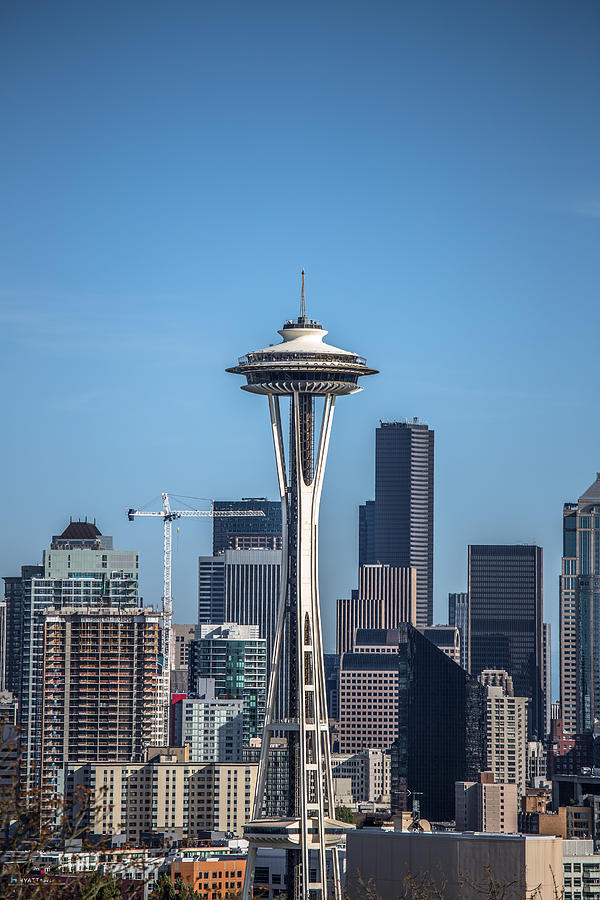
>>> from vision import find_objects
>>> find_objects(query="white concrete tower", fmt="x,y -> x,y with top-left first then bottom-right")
227,273 -> 377,900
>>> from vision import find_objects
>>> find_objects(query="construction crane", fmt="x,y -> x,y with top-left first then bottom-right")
127,493 -> 265,659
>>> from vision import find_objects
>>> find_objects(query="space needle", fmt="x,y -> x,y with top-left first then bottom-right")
227,272 -> 377,900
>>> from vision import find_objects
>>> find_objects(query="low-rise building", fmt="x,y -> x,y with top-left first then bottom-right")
65,747 -> 258,843
345,830 -> 563,900
171,856 -> 246,899
563,839 -> 600,900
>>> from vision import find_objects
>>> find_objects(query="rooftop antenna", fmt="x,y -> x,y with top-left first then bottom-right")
300,268 -> 306,319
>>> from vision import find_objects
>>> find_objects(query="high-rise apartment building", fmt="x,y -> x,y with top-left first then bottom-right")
359,420 -> 434,626
469,544 -> 544,739
3,565 -> 43,699
188,624 -> 266,745
480,680 -> 528,797
391,623 -> 486,822
560,475 -> 600,734
448,591 -> 469,671
336,564 -> 416,655
40,605 -> 163,794
5,522 -> 144,787
212,499 -> 282,554
170,623 -> 196,694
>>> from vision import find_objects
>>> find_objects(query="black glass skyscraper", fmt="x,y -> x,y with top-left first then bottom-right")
391,623 -> 486,822
359,420 -> 434,626
469,544 -> 544,739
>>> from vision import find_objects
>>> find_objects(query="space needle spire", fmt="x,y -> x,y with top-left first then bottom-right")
227,273 -> 377,900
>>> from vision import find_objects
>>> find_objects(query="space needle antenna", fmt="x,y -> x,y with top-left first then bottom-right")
300,268 -> 306,318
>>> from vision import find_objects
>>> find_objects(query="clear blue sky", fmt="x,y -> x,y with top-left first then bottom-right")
2,2 -> 599,695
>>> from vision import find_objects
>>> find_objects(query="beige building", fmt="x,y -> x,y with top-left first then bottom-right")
331,749 -> 391,804
479,668 -> 514,696
65,747 -> 258,842
338,635 -> 398,753
345,830 -> 563,900
337,565 -> 416,654
455,772 -> 518,833
484,684 -> 528,796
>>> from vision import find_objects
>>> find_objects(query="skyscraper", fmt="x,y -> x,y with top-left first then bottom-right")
213,499 -> 282,554
391,623 -> 486,822
560,474 -> 600,734
40,605 -> 163,795
359,420 -> 434,627
228,278 -> 376,900
448,591 -> 470,671
197,549 -> 285,715
542,622 -> 552,738
8,521 -> 145,788
188,623 -> 267,745
336,564 -> 416,655
469,544 -> 543,739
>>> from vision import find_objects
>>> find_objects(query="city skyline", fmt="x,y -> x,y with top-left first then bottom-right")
3,2 -> 600,693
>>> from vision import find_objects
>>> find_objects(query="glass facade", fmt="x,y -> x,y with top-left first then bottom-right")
188,625 -> 267,745
469,544 -> 543,739
561,477 -> 600,734
391,623 -> 486,822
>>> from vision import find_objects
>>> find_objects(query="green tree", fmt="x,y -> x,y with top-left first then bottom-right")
152,873 -> 177,900
335,805 -> 356,823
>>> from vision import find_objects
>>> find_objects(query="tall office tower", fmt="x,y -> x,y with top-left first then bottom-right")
188,623 -> 266,745
323,654 -> 340,721
560,475 -> 600,734
338,630 -> 399,754
336,564 -> 416,655
448,591 -> 470,671
7,521 -> 145,788
391,623 -> 486,823
40,605 -> 163,795
213,499 -> 282,554
418,625 -> 461,664
542,623 -> 552,738
358,501 -> 375,568
480,681 -> 528,797
359,420 -> 434,627
173,680 -> 244,762
469,544 -> 544,739
198,549 -> 285,715
228,280 -> 376,900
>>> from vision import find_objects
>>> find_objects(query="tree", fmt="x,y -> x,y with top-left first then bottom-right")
335,805 -> 356,823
